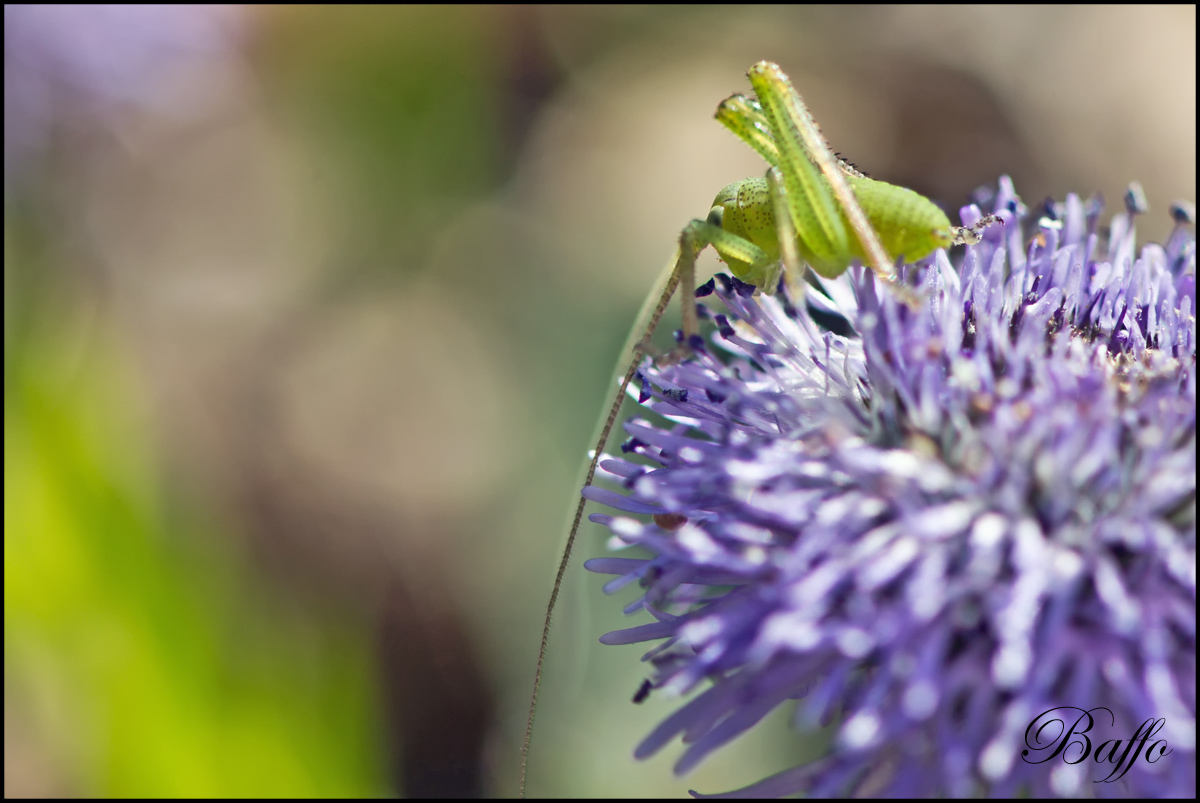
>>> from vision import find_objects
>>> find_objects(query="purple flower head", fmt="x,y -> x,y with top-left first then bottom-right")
585,177 -> 1195,797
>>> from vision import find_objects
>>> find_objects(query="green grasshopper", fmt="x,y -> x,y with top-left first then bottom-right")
518,61 -> 995,796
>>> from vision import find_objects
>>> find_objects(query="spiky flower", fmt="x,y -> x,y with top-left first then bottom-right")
584,178 -> 1195,797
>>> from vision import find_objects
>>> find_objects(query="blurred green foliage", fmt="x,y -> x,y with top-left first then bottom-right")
5,234 -> 385,796
262,6 -> 507,283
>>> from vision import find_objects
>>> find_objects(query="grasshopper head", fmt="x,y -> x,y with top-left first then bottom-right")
709,178 -> 783,291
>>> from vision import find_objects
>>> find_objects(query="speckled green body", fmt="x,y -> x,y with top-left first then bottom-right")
712,173 -> 954,282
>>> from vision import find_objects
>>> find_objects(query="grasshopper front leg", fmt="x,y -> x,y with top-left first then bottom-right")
665,214 -> 775,357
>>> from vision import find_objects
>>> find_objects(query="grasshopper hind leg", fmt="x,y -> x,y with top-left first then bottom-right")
767,166 -> 807,304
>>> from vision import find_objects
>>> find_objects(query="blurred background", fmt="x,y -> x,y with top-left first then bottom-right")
4,5 -> 1194,797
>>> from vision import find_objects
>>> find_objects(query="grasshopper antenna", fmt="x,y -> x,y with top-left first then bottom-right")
518,246 -> 687,797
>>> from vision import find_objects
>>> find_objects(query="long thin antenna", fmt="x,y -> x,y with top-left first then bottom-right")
518,247 -> 685,798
